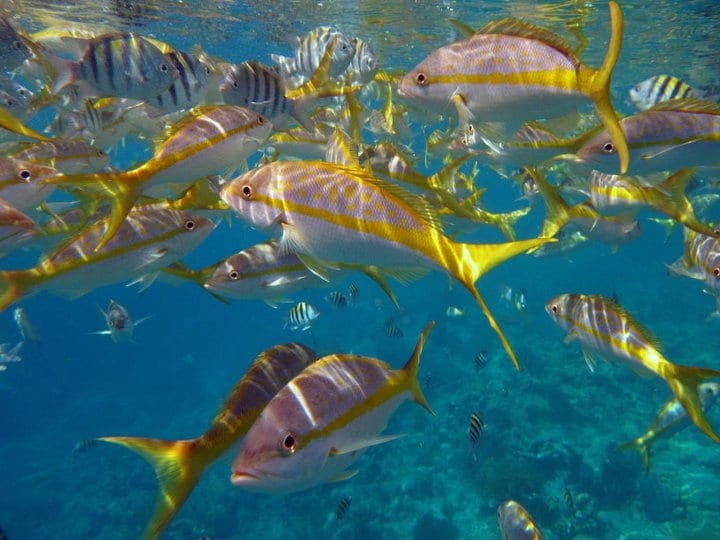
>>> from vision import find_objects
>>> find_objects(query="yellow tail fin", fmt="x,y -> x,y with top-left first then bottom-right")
661,363 -> 720,444
615,437 -> 651,474
456,236 -> 554,371
402,321 -> 435,415
99,436 -> 208,540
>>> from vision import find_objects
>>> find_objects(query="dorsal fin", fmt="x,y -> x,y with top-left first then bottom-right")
602,295 -> 664,352
477,18 -> 578,60
326,128 -> 362,169
647,97 -> 720,115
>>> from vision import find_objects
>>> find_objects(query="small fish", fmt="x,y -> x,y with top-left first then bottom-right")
384,319 -> 403,338
445,306 -> 465,318
0,73 -> 34,120
617,382 -> 720,473
546,293 -> 720,444
72,438 -> 98,454
475,351 -> 490,370
497,500 -> 545,540
629,75 -> 696,111
348,283 -> 360,302
287,301 -> 319,331
336,496 -> 352,520
344,37 -> 379,84
9,139 -> 110,175
327,290 -> 348,308
0,17 -> 33,73
499,284 -> 527,315
469,412 -> 484,446
90,300 -> 151,343
147,49 -> 212,116
563,486 -> 575,514
13,307 -> 39,342
0,341 -> 22,366
231,322 -> 434,494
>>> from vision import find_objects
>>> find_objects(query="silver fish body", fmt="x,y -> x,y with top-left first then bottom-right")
497,500 -> 545,540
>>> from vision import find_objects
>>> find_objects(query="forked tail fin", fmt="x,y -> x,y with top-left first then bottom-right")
615,436 -> 651,474
99,436 -> 209,540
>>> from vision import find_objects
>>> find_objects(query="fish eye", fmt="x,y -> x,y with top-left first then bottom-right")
18,169 -> 31,181
713,267 -> 720,278
12,40 -> 22,50
241,185 -> 253,200
160,63 -> 169,72
257,115 -> 265,125
232,80 -> 239,88
602,142 -> 616,154
229,270 -> 239,280
279,431 -> 297,455
184,219 -> 196,230
18,89 -> 26,96
551,304 -> 558,313
97,149 -> 106,156
415,72 -> 428,86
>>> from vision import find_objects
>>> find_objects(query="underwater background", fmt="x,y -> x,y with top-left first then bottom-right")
1,0 -> 720,538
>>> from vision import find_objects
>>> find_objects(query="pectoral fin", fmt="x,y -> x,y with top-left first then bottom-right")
329,433 -> 405,456
563,329 -> 578,345
328,470 -> 358,483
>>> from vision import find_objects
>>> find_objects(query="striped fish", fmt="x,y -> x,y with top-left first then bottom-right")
545,293 -> 720,444
327,290 -> 348,308
271,26 -> 355,87
230,322 -> 435,494
287,301 -> 319,331
45,105 -> 271,250
0,208 -> 214,312
100,342 -> 319,540
0,17 -> 33,73
348,283 -> 360,301
344,37 -> 379,84
571,99 -> 720,175
469,412 -> 484,446
220,61 -> 293,122
336,496 -> 352,520
617,382 -> 720,473
384,319 -> 403,338
629,75 -> 696,112
671,227 -> 720,294
497,500 -> 545,540
148,50 -> 212,115
398,1 -> 629,174
220,160 -> 551,370
46,32 -> 180,100
588,169 -> 716,237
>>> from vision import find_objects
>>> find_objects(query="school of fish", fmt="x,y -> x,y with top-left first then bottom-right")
2,2 -> 720,538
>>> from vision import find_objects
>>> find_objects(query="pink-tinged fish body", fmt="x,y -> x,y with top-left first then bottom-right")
221,160 -> 551,370
230,322 -> 435,494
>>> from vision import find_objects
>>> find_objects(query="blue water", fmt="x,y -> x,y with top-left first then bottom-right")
2,1 -> 720,539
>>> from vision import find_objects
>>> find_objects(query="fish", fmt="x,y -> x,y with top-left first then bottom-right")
587,168 -> 717,237
671,228 -> 720,295
42,32 -> 181,99
475,350 -> 490,369
327,290 -> 348,308
9,139 -> 110,174
0,341 -> 22,366
348,283 -> 360,302
344,37 -> 379,85
0,157 -> 57,212
563,486 -> 575,514
569,99 -> 720,175
271,26 -> 356,87
617,382 -> 720,473
44,105 -> 271,250
397,1 -> 629,173
445,306 -> 465,318
286,301 -> 319,331
545,293 -> 720,444
629,75 -> 696,112
146,49 -> 212,116
99,342 -> 319,540
497,500 -> 545,540
0,199 -> 37,256
72,438 -> 98,454
499,284 -> 527,315
0,73 -> 35,121
230,322 -> 435,494
469,412 -> 484,446
220,158 -> 552,371
0,208 -> 214,313
336,496 -> 352,520
384,319 -> 403,339
13,306 -> 39,342
0,17 -> 33,73
89,300 -> 152,343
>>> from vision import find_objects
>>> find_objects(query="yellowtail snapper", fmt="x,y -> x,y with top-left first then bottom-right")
99,342 -> 319,540
231,322 -> 435,494
617,382 -> 720,473
546,293 -> 720,444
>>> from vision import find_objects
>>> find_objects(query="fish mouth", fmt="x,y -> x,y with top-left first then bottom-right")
230,470 -> 258,485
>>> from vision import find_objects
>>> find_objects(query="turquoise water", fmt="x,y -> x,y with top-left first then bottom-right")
1,1 -> 720,538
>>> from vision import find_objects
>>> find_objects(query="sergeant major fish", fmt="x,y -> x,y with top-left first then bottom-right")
629,75 -> 696,112
545,293 -> 720,445
99,342 -> 319,539
230,322 -> 435,494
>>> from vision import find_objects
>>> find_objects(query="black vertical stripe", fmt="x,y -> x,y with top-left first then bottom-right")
175,54 -> 190,103
667,79 -> 683,100
88,41 -> 100,84
168,82 -> 178,107
244,63 -> 253,107
103,36 -> 115,90
122,34 -> 133,92
262,67 -> 271,116
655,75 -> 671,103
